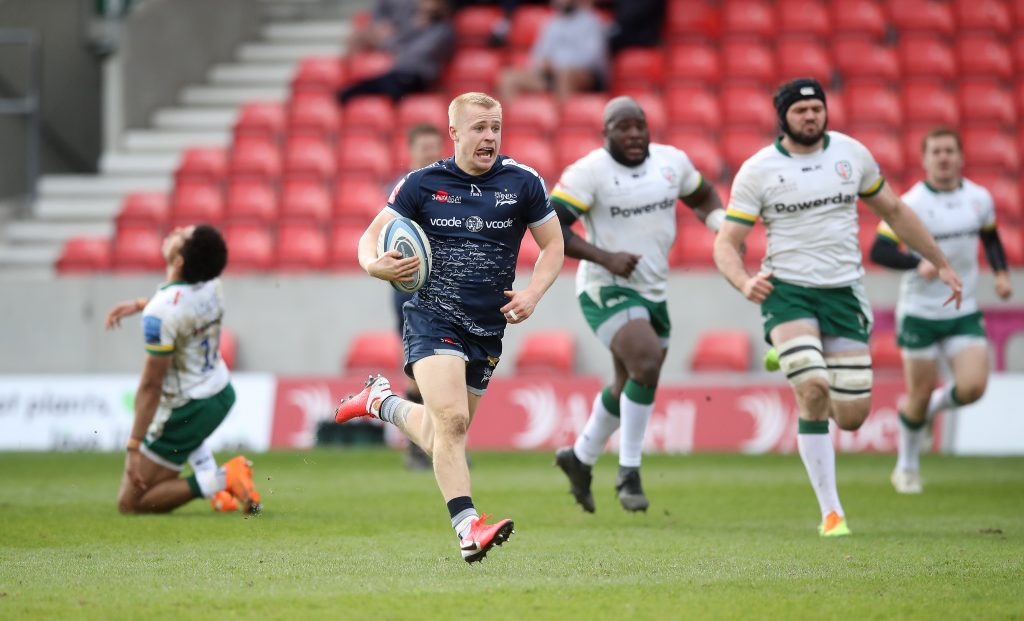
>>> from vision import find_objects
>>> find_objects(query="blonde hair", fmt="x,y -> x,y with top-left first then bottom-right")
448,92 -> 502,127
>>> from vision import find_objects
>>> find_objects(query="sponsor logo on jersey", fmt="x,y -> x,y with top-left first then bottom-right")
932,227 -> 981,241
835,160 -> 853,180
432,189 -> 463,204
495,191 -> 518,207
772,192 -> 855,213
470,184 -> 482,197
440,337 -> 457,346
609,197 -> 675,218
429,216 -> 516,230
465,215 -> 484,232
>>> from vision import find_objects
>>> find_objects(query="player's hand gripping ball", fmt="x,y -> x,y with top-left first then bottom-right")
377,217 -> 433,293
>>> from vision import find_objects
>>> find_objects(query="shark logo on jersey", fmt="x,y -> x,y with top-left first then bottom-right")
470,184 -> 482,197
465,215 -> 484,232
495,191 -> 518,207
835,160 -> 853,180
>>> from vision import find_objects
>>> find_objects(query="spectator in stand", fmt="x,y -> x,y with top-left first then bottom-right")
609,0 -> 665,53
498,0 -> 608,102
345,0 -> 419,55
338,0 -> 455,103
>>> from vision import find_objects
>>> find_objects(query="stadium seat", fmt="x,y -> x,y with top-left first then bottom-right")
453,5 -> 503,47
229,138 -> 283,183
515,330 -> 575,375
334,178 -> 388,223
342,96 -> 395,139
743,225 -> 767,267
722,1 -> 775,39
276,223 -> 328,271
443,49 -> 501,95
954,0 -> 1013,35
901,83 -> 959,127
845,85 -> 902,128
329,222 -> 365,269
870,330 -> 902,371
233,102 -> 286,143
899,37 -> 957,82
337,135 -> 392,182
397,93 -> 449,131
288,94 -> 341,138
291,56 -> 345,95
113,228 -> 165,271
855,130 -> 905,178
666,42 -> 720,86
832,40 -> 900,83
284,137 -> 337,185
722,129 -> 771,172
555,129 -> 603,172
116,192 -> 169,231
666,86 -> 717,127
957,36 -> 1013,80
501,135 -> 556,182
225,181 -> 277,225
967,173 -> 1022,221
667,131 -> 724,182
671,221 -> 716,267
958,83 -> 1016,127
722,85 -> 776,131
997,224 -> 1024,265
560,93 -> 608,131
831,0 -> 887,39
776,40 -> 832,85
508,5 -> 553,49
344,51 -> 393,84
962,128 -> 1020,173
901,126 -> 932,168
690,329 -> 751,372
175,148 -> 227,186
171,183 -> 224,226
224,224 -> 274,272
1013,36 -> 1024,79
612,48 -> 666,92
777,0 -> 831,38
666,1 -> 720,40
721,41 -> 775,86
280,180 -> 332,224
502,93 -> 558,135
824,91 -> 847,130
517,231 -> 540,269
219,328 -> 237,370
56,237 -> 112,274
345,330 -> 404,372
889,0 -> 955,37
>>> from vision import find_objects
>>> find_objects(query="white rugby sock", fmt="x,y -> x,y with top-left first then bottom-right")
195,467 -> 227,498
188,442 -> 216,473
573,390 -> 620,466
895,414 -> 926,473
926,384 -> 958,419
618,380 -> 656,469
797,426 -> 844,520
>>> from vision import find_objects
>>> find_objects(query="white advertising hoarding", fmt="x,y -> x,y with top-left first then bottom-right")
950,375 -> 1024,455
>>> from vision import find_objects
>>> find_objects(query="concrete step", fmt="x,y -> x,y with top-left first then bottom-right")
209,63 -> 295,86
237,42 -> 341,63
262,21 -> 348,43
122,130 -> 230,152
5,221 -> 114,244
181,84 -> 289,106
100,152 -> 181,176
0,265 -> 56,280
0,244 -> 61,265
39,175 -> 172,199
152,108 -> 238,132
35,198 -> 122,221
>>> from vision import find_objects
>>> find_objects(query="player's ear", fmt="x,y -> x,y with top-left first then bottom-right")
449,125 -> 458,142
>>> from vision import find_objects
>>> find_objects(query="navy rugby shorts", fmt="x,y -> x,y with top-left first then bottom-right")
402,304 -> 502,396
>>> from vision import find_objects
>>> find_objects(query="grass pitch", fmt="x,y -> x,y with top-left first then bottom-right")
1,450 -> 1021,620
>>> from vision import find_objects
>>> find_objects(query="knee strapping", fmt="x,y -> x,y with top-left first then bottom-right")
777,335 -> 828,386
824,354 -> 873,401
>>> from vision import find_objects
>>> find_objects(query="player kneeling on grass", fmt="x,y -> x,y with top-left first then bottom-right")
870,127 -> 1013,494
334,92 -> 564,563
105,224 -> 260,515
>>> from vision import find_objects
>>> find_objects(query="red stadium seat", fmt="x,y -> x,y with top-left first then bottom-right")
1018,81 -> 1024,124
175,148 -> 227,186
1013,36 -> 1024,79
225,181 -> 277,225
560,93 -> 608,131
337,135 -> 392,181
722,85 -> 776,131
722,129 -> 771,171
172,183 -> 224,226
855,130 -> 905,178
116,192 -> 169,231
668,131 -> 725,182
345,330 -> 404,372
722,1 -> 775,39
612,48 -> 666,92
690,329 -> 751,372
229,138 -> 282,183
722,41 -> 775,85
329,222 -> 365,269
831,0 -> 887,39
335,178 -> 388,223
288,94 -> 341,137
342,96 -> 395,139
113,228 -> 165,271
957,36 -> 1014,80
870,330 -> 903,371
219,328 -> 237,370
291,56 -> 345,95
284,137 -> 337,184
443,49 -> 501,94
56,236 -> 112,274
846,84 -> 902,128
776,40 -> 832,85
501,135 -> 556,182
508,5 -> 553,49
743,225 -> 767,267
666,86 -> 717,127
832,40 -> 900,83
277,223 -> 328,271
955,0 -> 1013,35
958,83 -> 1016,127
233,102 -> 286,143
1016,0 -> 1024,25
777,0 -> 831,38
889,0 -> 955,36
453,5 -> 503,47
515,330 -> 575,375
666,1 -> 720,40
517,231 -> 540,269
963,128 -> 1020,173
397,93 -> 448,130
503,93 -> 558,135
967,173 -> 1022,221
555,129 -> 603,172
899,37 -> 957,82
224,224 -> 274,272
344,51 -> 393,83
901,83 -> 959,127
280,180 -> 332,224
671,221 -> 716,267
997,224 -> 1024,265
666,42 -> 720,86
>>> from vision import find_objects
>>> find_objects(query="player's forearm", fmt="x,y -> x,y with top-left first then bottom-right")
526,240 -> 564,298
130,382 -> 161,441
885,207 -> 951,270
357,230 -> 378,273
713,236 -> 751,292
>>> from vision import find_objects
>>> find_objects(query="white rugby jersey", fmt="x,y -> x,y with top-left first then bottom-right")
726,132 -> 884,287
142,278 -> 230,409
878,179 -> 996,320
550,144 -> 703,302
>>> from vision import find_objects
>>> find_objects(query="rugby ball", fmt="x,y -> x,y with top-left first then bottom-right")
377,217 -> 432,293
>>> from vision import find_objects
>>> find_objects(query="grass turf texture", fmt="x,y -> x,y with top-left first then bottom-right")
1,451 -> 1021,620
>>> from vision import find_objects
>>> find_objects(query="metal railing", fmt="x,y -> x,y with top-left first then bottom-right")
0,29 -> 42,212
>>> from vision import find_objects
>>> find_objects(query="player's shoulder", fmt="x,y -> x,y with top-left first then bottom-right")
404,158 -> 449,183
736,141 -> 782,176
900,180 -> 928,202
497,155 -> 547,190
649,142 -> 687,163
145,283 -> 188,319
827,131 -> 869,153
961,177 -> 994,201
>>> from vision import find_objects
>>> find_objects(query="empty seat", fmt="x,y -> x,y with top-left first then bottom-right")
722,40 -> 775,84
291,56 -> 345,94
555,130 -> 603,172
443,49 -> 501,94
56,237 -> 111,274
560,93 -> 608,131
345,330 -> 404,372
397,93 -> 449,130
515,330 -> 575,374
899,37 -> 957,81
113,228 -> 165,271
967,173 -> 1022,220
901,126 -> 933,167
225,181 -> 278,225
958,83 -> 1016,127
776,40 -> 832,85
666,42 -> 720,86
902,83 -> 959,127
284,137 -> 337,184
277,223 -> 328,270
668,131 -> 725,181
175,148 -> 227,186
612,48 -> 666,92
855,130 -> 905,178
453,5 -> 503,47
666,1 -> 720,40
117,192 -> 169,231
722,85 -> 776,130
666,86 -> 717,127
690,329 -> 751,372
670,221 -> 716,267
832,40 -> 900,83
280,181 -> 332,224
963,128 -> 1020,172
777,0 -> 831,38
501,135 -> 556,182
342,96 -> 395,139
337,135 -> 392,181
229,138 -> 282,183
502,93 -> 558,134
889,0 -> 955,36
335,179 -> 388,223
957,36 -> 1014,79
954,0 -> 1012,35
846,85 -> 902,128
824,91 -> 847,130
224,225 -> 274,272
344,51 -> 393,83
832,0 -> 887,39
722,129 -> 771,171
870,330 -> 902,370
288,94 -> 341,137
330,222 -> 366,269
722,1 -> 775,39
508,5 -> 553,49
172,183 -> 224,226
234,102 -> 286,143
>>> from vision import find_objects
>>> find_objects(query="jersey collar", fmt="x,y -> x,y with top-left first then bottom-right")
159,280 -> 187,290
774,133 -> 830,157
922,180 -> 963,193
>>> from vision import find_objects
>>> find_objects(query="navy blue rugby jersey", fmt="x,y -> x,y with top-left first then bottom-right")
384,155 -> 555,337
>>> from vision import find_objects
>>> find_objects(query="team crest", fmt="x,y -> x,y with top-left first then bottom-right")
465,215 -> 484,232
835,160 -> 853,180
661,166 -> 677,184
